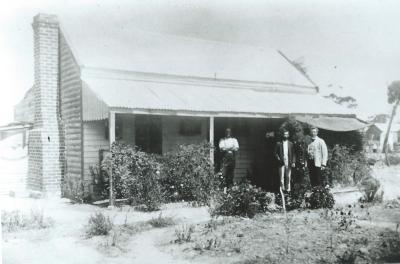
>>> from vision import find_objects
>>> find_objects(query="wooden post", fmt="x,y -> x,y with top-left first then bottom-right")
209,116 -> 214,164
109,111 -> 116,207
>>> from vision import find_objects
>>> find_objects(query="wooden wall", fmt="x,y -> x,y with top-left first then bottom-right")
82,120 -> 109,189
59,32 -> 83,195
161,116 -> 208,153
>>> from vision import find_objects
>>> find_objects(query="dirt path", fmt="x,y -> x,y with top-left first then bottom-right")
127,228 -> 190,264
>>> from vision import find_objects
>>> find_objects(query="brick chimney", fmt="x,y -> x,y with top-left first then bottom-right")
28,14 -> 63,195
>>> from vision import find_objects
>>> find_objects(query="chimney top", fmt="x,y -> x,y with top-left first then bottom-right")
33,13 -> 59,27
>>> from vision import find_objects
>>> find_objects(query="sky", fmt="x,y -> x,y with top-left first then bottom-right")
0,0 -> 399,125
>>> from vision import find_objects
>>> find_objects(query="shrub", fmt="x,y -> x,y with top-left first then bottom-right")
1,209 -> 53,232
85,212 -> 114,237
104,142 -> 163,211
61,179 -> 92,203
148,213 -> 175,228
275,167 -> 311,210
359,176 -> 383,203
307,186 -> 335,209
210,182 -> 274,218
161,142 -> 221,205
174,224 -> 195,243
89,164 -> 109,200
279,117 -> 310,166
325,145 -> 372,186
388,154 -> 400,165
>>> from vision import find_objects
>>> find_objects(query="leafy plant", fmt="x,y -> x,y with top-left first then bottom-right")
85,212 -> 114,237
1,209 -> 53,232
61,179 -> 92,203
325,145 -> 372,186
307,186 -> 335,209
103,142 -> 163,211
147,213 -> 175,228
359,176 -> 383,203
160,142 -> 221,205
388,154 -> 400,165
174,224 -> 195,243
210,182 -> 274,218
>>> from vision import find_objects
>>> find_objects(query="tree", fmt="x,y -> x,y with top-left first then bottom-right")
323,93 -> 358,109
382,81 -> 400,165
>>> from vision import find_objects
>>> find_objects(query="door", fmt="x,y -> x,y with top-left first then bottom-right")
135,115 -> 162,154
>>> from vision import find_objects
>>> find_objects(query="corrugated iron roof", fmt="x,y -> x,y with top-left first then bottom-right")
59,17 -> 316,88
82,72 -> 356,121
374,123 -> 400,133
295,116 -> 370,131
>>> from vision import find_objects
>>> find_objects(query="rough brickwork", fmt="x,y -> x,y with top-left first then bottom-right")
59,31 -> 83,198
28,14 -> 63,195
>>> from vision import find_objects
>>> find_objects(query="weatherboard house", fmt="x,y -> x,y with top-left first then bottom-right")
15,14 -> 367,197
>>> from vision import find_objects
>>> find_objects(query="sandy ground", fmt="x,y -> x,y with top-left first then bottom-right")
2,181 -> 400,264
373,165 -> 400,200
1,197 -> 210,264
0,134 -> 27,196
1,136 -> 399,264
4,196 -> 398,264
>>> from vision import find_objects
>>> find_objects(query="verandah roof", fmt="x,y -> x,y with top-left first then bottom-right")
81,71 -> 367,132
295,116 -> 370,132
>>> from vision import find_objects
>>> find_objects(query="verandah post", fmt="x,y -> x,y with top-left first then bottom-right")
109,111 -> 116,207
209,116 -> 214,164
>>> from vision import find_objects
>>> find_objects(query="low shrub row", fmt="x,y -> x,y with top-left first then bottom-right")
91,138 -> 379,215
99,142 -> 221,211
1,209 -> 54,232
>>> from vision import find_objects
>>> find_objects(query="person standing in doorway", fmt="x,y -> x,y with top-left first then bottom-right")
219,128 -> 239,187
274,130 -> 296,192
307,127 -> 328,188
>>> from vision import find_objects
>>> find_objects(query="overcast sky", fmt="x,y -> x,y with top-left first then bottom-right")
1,0 -> 399,125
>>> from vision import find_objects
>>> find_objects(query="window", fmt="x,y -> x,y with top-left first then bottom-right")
179,119 -> 202,136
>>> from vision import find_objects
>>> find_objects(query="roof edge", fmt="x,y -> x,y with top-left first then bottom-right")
107,106 -> 358,119
82,66 -> 317,94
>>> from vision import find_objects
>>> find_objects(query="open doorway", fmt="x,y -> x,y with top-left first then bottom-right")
135,114 -> 162,154
214,117 -> 284,192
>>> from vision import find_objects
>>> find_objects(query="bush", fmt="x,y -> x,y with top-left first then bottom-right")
325,145 -> 372,186
359,176 -> 383,203
210,182 -> 274,218
174,224 -> 195,243
388,154 -> 400,165
307,186 -> 335,209
147,213 -> 175,228
85,212 -> 114,237
89,164 -> 109,200
1,209 -> 54,232
161,142 -> 221,205
104,142 -> 163,211
61,179 -> 92,204
275,167 -> 311,210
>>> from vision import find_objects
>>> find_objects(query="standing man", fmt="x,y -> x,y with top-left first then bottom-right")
219,128 -> 239,187
274,130 -> 296,192
307,127 -> 328,188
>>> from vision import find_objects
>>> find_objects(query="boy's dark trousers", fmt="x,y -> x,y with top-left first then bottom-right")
308,159 -> 327,187
221,152 -> 235,187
